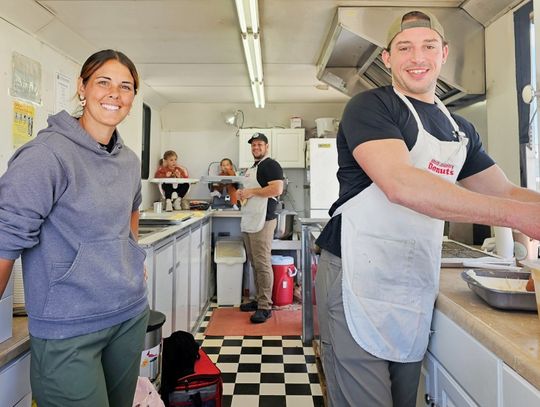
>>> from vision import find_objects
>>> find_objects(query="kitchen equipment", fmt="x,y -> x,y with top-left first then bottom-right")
441,239 -> 514,268
315,118 -> 338,137
139,212 -> 192,226
200,174 -> 246,210
306,138 -> 339,218
274,210 -> 296,240
461,269 -> 536,311
513,230 -> 539,260
271,255 -> 297,306
140,310 -> 166,383
153,201 -> 162,214
316,7 -> 485,108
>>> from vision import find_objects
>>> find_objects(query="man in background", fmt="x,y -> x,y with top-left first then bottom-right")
238,133 -> 284,323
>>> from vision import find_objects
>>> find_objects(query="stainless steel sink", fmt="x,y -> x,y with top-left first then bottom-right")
137,226 -> 164,239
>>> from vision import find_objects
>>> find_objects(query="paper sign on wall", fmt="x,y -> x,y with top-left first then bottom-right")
10,52 -> 42,105
55,72 -> 73,114
12,101 -> 35,148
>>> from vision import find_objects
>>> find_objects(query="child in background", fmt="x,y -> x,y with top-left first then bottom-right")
155,150 -> 190,209
218,158 -> 238,205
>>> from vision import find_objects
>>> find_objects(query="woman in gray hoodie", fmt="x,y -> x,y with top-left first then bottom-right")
0,49 -> 149,407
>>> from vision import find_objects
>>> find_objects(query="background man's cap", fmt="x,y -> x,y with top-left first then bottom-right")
386,10 -> 445,49
248,132 -> 269,144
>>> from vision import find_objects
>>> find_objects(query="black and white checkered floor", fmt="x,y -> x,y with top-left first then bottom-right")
195,305 -> 325,407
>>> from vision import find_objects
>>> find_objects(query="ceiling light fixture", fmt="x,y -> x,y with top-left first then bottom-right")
234,0 -> 265,109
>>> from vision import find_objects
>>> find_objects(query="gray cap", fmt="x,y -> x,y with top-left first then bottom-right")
386,10 -> 445,49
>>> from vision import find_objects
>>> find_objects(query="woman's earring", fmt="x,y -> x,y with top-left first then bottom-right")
79,95 -> 86,107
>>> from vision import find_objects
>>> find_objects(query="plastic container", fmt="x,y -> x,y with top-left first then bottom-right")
214,239 -> 246,305
271,255 -> 297,306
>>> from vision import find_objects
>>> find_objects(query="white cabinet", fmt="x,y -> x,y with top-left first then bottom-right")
153,240 -> 174,337
145,218 -> 214,335
0,352 -> 31,407
436,362 -> 478,407
238,128 -> 305,168
502,363 -> 540,407
189,225 -> 202,330
416,310 -> 540,407
174,232 -> 190,333
200,220 -> 211,311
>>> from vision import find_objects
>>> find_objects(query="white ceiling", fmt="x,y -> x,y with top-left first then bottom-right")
0,0 -> 521,106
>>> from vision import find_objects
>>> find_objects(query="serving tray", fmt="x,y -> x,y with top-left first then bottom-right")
461,269 -> 536,311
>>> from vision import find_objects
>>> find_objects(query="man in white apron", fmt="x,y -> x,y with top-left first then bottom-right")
315,10 -> 540,407
238,133 -> 284,323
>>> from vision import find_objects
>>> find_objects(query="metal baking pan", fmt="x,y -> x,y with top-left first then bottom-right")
460,269 -> 537,311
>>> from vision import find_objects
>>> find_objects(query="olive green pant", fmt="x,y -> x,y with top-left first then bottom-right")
243,218 -> 277,310
30,307 -> 149,407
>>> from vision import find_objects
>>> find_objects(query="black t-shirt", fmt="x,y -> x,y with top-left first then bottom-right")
252,157 -> 284,220
316,86 -> 495,257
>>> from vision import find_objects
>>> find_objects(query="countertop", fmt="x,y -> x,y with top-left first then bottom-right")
0,316 -> 29,369
438,267 -> 540,389
138,210 -> 212,247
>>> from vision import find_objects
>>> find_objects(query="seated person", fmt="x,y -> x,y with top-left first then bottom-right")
154,150 -> 190,202
211,158 -> 238,206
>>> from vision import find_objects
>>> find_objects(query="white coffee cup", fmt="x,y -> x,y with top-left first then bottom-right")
153,201 -> 162,214
494,226 -> 514,259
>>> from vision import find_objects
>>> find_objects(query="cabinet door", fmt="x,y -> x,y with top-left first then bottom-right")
200,221 -> 211,310
189,226 -> 202,330
417,352 -> 437,407
502,363 -> 540,406
238,129 -> 272,168
174,232 -> 190,332
154,242 -> 174,338
144,248 -> 154,309
271,128 -> 305,168
0,352 -> 31,407
436,363 -> 478,407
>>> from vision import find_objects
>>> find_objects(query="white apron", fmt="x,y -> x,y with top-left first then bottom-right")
339,89 -> 469,362
241,156 -> 270,233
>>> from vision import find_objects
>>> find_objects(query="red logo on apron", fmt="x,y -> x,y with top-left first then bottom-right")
427,159 -> 454,176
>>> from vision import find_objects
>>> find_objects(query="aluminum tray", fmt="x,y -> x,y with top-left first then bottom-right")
461,269 -> 536,311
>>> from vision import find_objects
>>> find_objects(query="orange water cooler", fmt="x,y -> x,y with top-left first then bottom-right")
271,255 -> 297,306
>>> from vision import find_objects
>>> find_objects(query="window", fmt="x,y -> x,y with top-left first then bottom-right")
141,103 -> 151,180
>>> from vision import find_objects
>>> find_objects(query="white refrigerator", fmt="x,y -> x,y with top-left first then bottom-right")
307,138 -> 339,218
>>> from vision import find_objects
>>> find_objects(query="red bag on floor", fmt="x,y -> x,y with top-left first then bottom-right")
167,349 -> 223,407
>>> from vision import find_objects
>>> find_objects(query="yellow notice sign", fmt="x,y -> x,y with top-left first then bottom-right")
12,100 -> 35,148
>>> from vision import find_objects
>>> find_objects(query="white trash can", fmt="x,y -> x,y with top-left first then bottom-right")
214,239 -> 246,305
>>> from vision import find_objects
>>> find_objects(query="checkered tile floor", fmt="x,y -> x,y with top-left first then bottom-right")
195,305 -> 325,407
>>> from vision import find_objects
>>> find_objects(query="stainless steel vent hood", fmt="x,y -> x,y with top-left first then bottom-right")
316,7 -> 485,108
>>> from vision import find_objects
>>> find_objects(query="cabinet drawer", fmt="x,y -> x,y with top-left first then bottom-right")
429,310 -> 499,407
0,352 -> 31,407
502,363 -> 540,406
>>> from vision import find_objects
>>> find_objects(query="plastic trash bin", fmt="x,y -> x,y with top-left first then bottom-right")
214,239 -> 246,305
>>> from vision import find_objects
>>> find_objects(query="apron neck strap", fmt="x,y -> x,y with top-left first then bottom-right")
392,88 -> 462,135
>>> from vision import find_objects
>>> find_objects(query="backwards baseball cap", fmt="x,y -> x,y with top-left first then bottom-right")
248,132 -> 268,144
386,10 -> 445,49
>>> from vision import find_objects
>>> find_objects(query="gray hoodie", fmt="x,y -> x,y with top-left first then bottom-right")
0,111 -> 148,339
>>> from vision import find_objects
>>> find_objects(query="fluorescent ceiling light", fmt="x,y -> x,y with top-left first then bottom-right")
241,34 -> 256,82
249,0 -> 259,33
234,0 -> 247,33
234,0 -> 265,108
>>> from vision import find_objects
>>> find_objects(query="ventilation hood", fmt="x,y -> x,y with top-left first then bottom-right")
316,7 -> 486,108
